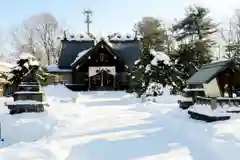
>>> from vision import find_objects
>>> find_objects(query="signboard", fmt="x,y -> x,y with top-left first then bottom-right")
203,78 -> 221,98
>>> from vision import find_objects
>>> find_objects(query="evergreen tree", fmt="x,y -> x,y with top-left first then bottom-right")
172,5 -> 217,66
131,43 -> 153,97
132,46 -> 186,97
149,50 -> 186,94
170,5 -> 217,91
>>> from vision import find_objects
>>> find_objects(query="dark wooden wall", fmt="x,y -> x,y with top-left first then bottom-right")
216,68 -> 240,96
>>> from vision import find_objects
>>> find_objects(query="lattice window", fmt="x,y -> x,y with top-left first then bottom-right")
107,74 -> 112,84
93,75 -> 100,85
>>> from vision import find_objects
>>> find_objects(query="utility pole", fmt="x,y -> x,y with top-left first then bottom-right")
83,9 -> 92,34
132,28 -> 138,40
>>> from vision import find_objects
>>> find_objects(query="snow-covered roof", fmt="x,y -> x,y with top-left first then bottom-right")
187,59 -> 231,84
71,48 -> 92,66
47,64 -> 72,73
210,57 -> 229,63
0,61 -> 15,72
59,32 -> 141,42
0,77 -> 9,83
60,32 -> 95,41
109,33 -> 138,41
150,49 -> 170,66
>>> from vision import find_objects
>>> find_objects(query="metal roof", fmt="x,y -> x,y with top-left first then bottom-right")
70,39 -> 141,69
186,59 -> 232,84
58,40 -> 94,69
111,40 -> 141,68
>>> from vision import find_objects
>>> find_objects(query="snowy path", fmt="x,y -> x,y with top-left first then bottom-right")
0,87 -> 239,160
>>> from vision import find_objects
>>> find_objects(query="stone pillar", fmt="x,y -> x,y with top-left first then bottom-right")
210,97 -> 217,110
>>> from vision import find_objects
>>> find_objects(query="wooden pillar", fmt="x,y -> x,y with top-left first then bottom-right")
113,75 -> 116,90
88,77 -> 91,90
101,71 -> 103,86
72,69 -> 76,84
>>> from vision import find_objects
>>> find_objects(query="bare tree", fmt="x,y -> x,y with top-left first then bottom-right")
221,9 -> 240,60
33,13 -> 60,64
10,21 -> 38,56
10,12 -> 63,65
0,30 -> 14,62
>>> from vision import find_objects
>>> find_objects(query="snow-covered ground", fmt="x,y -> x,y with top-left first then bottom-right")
0,85 -> 239,160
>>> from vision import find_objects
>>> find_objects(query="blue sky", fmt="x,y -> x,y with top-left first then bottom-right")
0,0 -> 239,34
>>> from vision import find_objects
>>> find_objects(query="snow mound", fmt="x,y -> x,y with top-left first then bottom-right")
189,104 -> 240,117
0,90 -> 240,159
44,84 -> 78,102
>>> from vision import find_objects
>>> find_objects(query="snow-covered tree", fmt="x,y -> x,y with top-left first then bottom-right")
148,50 -> 185,95
131,43 -> 153,97
7,52 -> 48,85
131,43 -> 185,98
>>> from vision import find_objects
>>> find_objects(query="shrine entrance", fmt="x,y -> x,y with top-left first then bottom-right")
88,66 -> 116,90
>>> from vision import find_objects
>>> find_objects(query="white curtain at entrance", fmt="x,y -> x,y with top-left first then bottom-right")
88,66 -> 116,77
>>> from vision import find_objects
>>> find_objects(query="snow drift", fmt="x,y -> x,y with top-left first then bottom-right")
0,85 -> 239,160
44,84 -> 78,103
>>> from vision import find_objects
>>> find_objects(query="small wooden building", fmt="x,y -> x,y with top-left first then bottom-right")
0,62 -> 14,96
185,59 -> 240,105
47,33 -> 141,91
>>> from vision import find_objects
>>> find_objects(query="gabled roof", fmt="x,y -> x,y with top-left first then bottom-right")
71,39 -> 121,68
71,38 -> 141,69
58,40 -> 94,69
186,59 -> 234,84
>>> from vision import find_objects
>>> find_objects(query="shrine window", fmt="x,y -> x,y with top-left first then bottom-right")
100,53 -> 104,61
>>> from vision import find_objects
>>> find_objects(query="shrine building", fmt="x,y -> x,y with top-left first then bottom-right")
47,32 -> 142,91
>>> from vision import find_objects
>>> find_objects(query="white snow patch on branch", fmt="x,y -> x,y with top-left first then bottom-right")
150,49 -> 170,66
145,64 -> 151,73
134,59 -> 140,65
144,82 -> 163,97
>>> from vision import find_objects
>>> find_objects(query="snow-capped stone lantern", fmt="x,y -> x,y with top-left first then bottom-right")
5,52 -> 47,114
